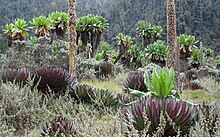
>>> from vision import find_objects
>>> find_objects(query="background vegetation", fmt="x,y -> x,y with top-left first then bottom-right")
0,0 -> 220,54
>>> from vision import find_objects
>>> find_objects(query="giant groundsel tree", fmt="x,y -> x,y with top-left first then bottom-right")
76,14 -> 109,57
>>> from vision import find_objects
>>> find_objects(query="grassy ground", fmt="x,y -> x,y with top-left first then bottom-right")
81,79 -> 124,93
81,77 -> 220,103
81,73 -> 126,93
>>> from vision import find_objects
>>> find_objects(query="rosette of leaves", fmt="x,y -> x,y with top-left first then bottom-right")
12,18 -> 29,40
0,68 -> 30,86
122,96 -> 199,136
130,67 -> 180,99
152,25 -> 163,41
34,67 -> 77,95
136,20 -> 153,46
146,40 -> 168,66
203,48 -> 213,57
40,117 -> 75,137
144,67 -> 180,98
90,89 -> 119,107
69,84 -> 94,103
136,20 -> 163,46
123,71 -> 148,93
29,16 -> 51,37
189,49 -> 200,69
3,23 -> 14,47
128,44 -> 144,67
49,11 -> 68,39
199,103 -> 220,135
179,34 -> 198,59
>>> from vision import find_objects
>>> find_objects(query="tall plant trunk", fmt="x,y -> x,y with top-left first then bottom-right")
166,0 -> 177,69
7,37 -> 13,47
50,29 -> 56,44
76,31 -> 80,45
68,0 -> 77,74
143,36 -> 150,47
56,27 -> 66,40
175,38 -> 180,92
200,42 -> 203,67
81,31 -> 89,52
91,32 -> 98,58
166,0 -> 179,91
96,32 -> 102,50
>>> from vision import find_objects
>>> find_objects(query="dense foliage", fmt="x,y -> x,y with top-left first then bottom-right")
0,0 -> 220,53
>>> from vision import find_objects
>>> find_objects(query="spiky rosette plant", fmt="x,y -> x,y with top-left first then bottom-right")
123,71 -> 148,93
0,68 -> 30,86
69,84 -> 94,103
90,89 -> 119,107
199,103 -> 220,135
40,118 -> 75,137
34,67 -> 77,95
121,96 -> 199,136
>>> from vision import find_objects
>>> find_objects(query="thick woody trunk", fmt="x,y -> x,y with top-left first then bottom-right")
7,37 -> 13,47
68,0 -> 77,74
166,0 -> 179,91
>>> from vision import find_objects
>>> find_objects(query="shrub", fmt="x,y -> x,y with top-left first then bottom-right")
121,96 -> 199,136
40,118 -> 75,137
199,103 -> 220,135
123,71 -> 148,93
34,67 -> 77,95
0,68 -> 30,86
96,61 -> 115,79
